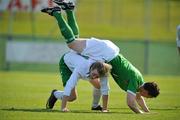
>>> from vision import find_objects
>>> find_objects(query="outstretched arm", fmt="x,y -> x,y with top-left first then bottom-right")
100,77 -> 110,112
127,92 -> 144,114
136,93 -> 150,112
61,69 -> 80,111
61,95 -> 69,112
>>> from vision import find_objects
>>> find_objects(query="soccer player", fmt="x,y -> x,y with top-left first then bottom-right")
46,51 -> 111,112
41,0 -> 160,114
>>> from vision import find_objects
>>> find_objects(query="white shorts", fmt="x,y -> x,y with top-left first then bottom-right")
81,37 -> 120,62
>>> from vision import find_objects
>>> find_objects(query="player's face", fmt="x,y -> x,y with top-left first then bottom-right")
139,88 -> 152,98
89,69 -> 100,79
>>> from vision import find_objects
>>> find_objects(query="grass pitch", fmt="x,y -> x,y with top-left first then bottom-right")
0,71 -> 180,120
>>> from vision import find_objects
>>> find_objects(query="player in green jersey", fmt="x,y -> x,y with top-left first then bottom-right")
41,0 -> 160,113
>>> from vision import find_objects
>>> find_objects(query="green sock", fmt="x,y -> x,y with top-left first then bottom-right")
53,12 -> 75,43
66,10 -> 79,38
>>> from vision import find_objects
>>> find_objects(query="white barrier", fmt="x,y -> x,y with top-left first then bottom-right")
6,41 -> 69,64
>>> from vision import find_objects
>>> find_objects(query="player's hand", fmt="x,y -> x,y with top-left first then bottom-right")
101,109 -> 109,113
61,108 -> 69,112
141,111 -> 157,114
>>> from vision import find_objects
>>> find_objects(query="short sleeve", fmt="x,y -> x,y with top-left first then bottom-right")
127,79 -> 138,96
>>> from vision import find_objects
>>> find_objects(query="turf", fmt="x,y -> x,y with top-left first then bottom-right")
0,71 -> 180,120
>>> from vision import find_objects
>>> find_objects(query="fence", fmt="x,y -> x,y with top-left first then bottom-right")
0,37 -> 179,75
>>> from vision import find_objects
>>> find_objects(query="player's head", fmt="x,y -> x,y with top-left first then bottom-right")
139,82 -> 160,98
89,61 -> 112,79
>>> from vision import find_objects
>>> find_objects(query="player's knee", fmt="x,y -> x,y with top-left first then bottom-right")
67,41 -> 76,49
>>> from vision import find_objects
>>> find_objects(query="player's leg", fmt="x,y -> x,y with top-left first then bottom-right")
41,7 -> 75,44
46,89 -> 58,109
53,11 -> 76,43
41,6 -> 85,53
53,0 -> 86,53
46,54 -> 72,109
89,79 -> 102,110
91,87 -> 102,110
55,54 -> 73,101
66,9 -> 79,38
53,0 -> 79,38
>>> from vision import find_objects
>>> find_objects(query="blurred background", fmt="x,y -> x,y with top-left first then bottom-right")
0,0 -> 180,75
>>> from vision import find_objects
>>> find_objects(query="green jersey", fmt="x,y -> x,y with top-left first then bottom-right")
108,54 -> 144,95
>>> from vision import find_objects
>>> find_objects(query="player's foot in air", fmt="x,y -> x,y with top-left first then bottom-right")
46,89 -> 57,109
91,105 -> 102,111
41,6 -> 61,16
53,0 -> 75,10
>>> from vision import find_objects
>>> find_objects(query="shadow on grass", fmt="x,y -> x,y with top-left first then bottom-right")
1,108 -> 61,113
110,107 -> 180,111
150,107 -> 180,111
1,108 -> 132,114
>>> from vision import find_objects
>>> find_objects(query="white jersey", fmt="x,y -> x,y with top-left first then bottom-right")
81,37 -> 120,62
63,51 -> 109,96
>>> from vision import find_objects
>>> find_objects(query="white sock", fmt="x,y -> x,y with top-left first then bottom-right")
92,87 -> 101,107
54,90 -> 64,100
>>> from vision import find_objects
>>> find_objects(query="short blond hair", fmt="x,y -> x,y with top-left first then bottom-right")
90,61 -> 112,77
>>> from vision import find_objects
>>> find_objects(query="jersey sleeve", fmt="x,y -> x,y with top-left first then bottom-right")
100,77 -> 110,95
63,68 -> 80,96
127,79 -> 138,96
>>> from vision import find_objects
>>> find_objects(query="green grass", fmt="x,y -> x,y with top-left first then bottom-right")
0,71 -> 180,120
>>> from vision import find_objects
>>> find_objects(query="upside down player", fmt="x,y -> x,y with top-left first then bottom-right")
41,0 -> 160,113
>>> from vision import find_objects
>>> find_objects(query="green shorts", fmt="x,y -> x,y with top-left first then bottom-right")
59,54 -> 72,87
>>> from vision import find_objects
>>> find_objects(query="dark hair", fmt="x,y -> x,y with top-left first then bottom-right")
90,61 -> 112,77
143,82 -> 160,97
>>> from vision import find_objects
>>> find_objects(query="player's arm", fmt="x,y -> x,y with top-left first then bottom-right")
61,95 -> 69,112
61,68 -> 80,112
136,93 -> 150,112
100,77 -> 110,112
127,91 -> 144,114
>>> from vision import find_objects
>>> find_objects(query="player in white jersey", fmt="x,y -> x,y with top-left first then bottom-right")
46,52 -> 111,112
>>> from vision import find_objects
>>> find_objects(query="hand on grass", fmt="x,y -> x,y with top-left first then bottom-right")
101,109 -> 109,113
61,108 -> 69,112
